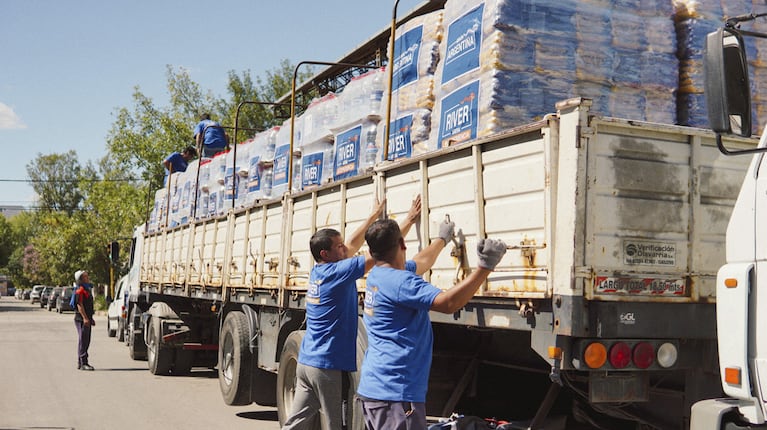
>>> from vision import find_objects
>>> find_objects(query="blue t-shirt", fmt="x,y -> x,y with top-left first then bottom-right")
194,119 -> 227,148
298,255 -> 365,371
357,261 -> 441,403
164,152 -> 188,174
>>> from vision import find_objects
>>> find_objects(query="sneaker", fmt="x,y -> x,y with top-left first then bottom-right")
80,364 -> 94,371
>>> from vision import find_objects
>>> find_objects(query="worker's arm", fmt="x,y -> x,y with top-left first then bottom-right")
412,219 -> 454,275
347,198 -> 386,257
399,194 -> 422,238
430,239 -> 506,314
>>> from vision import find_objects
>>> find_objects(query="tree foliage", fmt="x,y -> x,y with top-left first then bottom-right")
26,151 -> 85,215
2,60 -> 304,289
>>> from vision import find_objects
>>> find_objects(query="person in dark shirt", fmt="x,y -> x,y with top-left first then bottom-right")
194,113 -> 228,158
163,146 -> 197,185
73,270 -> 95,371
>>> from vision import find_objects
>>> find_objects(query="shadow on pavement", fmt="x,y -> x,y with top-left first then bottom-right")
237,410 -> 278,422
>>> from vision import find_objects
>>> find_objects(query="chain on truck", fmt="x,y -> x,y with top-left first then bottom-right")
113,2 -> 764,430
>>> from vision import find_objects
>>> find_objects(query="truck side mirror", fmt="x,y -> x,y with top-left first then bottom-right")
704,28 -> 752,137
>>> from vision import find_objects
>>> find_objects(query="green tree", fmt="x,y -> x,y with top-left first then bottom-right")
26,151 -> 85,215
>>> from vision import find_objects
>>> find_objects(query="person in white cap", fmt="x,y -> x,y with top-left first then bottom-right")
73,270 -> 95,371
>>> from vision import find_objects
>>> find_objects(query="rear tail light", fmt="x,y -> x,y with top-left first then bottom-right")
584,343 -> 607,369
609,342 -> 632,369
632,342 -> 654,369
577,340 -> 678,370
656,342 -> 678,368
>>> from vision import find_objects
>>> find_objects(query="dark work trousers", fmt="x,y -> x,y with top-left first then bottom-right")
75,319 -> 92,367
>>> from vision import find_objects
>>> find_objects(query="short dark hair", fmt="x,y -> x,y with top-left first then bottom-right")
200,113 -> 211,121
310,228 -> 341,262
365,219 -> 401,263
183,146 -> 198,157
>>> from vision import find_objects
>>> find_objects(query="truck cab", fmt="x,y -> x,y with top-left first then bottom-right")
691,17 -> 767,430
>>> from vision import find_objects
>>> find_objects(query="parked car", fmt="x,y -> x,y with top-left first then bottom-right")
39,286 -> 54,308
107,278 -> 128,341
57,286 -> 75,313
29,285 -> 45,304
47,286 -> 63,311
8,286 -> 15,297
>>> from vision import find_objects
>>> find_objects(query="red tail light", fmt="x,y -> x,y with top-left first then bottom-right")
609,342 -> 631,369
632,342 -> 655,369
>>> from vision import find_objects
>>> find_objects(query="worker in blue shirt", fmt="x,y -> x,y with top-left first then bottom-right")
357,219 -> 507,430
282,196 -> 426,430
162,146 -> 197,185
194,113 -> 228,158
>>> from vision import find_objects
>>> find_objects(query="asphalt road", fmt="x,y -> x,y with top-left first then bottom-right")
0,297 -> 281,430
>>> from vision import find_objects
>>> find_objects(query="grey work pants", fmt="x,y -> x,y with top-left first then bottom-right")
282,363 -> 345,430
358,397 -> 427,430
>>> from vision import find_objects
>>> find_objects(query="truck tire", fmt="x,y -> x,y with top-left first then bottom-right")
219,311 -> 252,405
276,331 -> 320,428
147,316 -> 173,375
128,308 -> 147,360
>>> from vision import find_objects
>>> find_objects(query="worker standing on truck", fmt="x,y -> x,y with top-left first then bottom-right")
282,195 -> 431,430
162,146 -> 197,185
357,220 -> 507,430
193,113 -> 228,158
73,270 -> 95,371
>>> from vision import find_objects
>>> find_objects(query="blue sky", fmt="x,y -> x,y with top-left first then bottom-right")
0,0 -> 424,208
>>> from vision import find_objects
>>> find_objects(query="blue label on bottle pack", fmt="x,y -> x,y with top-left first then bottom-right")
302,151 -> 324,188
248,155 -> 261,192
273,145 -> 290,186
441,4 -> 484,84
225,168 -> 239,200
334,125 -> 362,180
393,26 -> 423,90
387,114 -> 413,160
438,80 -> 480,148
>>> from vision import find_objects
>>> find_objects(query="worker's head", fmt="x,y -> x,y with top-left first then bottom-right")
182,146 -> 198,160
74,270 -> 89,284
365,219 -> 404,264
199,113 -> 211,121
310,228 -> 346,263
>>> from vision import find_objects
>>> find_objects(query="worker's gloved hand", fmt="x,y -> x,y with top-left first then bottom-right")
477,238 -> 507,270
439,220 -> 456,245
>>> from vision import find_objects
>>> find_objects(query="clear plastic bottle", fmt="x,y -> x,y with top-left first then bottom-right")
364,122 -> 379,171
369,68 -> 385,119
291,151 -> 302,193
265,127 -> 278,160
262,167 -> 273,199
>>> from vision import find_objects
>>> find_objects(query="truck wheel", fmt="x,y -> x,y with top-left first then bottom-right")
117,319 -> 125,342
276,330 -> 320,428
219,311 -> 252,405
128,308 -> 147,360
147,317 -> 173,375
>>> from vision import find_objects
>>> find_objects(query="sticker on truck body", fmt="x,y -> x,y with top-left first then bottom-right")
595,276 -> 686,296
623,240 -> 676,266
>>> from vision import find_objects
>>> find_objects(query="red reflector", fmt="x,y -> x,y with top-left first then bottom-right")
633,342 -> 655,369
609,342 -> 631,369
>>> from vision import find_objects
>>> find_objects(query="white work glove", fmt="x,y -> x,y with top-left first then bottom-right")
438,220 -> 455,244
477,238 -> 507,270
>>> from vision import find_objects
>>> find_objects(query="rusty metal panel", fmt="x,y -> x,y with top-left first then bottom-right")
288,195 -> 314,287
263,202 -> 285,287
583,121 -> 750,302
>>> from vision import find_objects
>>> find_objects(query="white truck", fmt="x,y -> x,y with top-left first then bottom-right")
689,14 -> 767,430
118,91 -> 758,428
